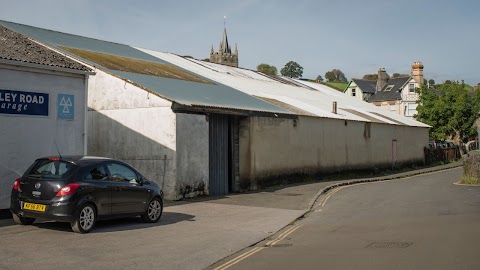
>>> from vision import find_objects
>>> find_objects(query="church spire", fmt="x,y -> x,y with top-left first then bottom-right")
208,17 -> 238,67
221,27 -> 231,54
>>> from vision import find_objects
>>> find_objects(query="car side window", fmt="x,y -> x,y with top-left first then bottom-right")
83,165 -> 108,181
106,163 -> 138,183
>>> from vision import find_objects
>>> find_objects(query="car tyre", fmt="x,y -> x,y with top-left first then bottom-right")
141,197 -> 163,223
12,214 -> 35,225
71,203 -> 96,233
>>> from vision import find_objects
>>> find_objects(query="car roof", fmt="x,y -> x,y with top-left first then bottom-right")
39,155 -> 114,165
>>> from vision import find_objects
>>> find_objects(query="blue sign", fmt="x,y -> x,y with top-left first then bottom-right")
57,94 -> 74,120
0,89 -> 49,116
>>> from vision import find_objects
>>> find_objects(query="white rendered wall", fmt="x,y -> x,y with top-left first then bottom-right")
87,70 -> 179,199
240,116 -> 428,188
176,113 -> 209,198
0,65 -> 86,209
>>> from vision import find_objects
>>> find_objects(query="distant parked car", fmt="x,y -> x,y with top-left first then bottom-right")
10,156 -> 163,233
428,140 -> 455,149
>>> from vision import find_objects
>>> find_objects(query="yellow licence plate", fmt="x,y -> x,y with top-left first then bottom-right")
23,202 -> 46,212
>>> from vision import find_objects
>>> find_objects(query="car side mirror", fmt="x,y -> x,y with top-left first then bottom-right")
141,177 -> 149,185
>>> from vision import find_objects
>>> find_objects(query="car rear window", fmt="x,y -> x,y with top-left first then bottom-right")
28,159 -> 76,179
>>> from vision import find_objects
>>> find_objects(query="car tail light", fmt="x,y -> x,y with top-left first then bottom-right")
56,183 -> 80,196
13,178 -> 22,192
49,157 -> 60,161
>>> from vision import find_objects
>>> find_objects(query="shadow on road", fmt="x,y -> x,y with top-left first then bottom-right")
30,211 -> 195,233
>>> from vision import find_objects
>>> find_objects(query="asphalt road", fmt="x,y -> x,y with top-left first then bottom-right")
210,167 -> 480,270
0,198 -> 304,270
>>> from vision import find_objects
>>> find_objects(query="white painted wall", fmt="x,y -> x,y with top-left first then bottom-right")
176,113 -> 209,198
0,65 -> 86,209
345,81 -> 365,101
240,116 -> 428,188
400,78 -> 420,117
86,70 -> 179,199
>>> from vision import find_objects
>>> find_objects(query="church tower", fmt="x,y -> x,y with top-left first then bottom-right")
209,22 -> 238,67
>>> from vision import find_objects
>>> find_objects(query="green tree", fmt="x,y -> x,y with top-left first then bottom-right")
428,79 -> 435,85
316,75 -> 323,82
325,69 -> 347,82
257,63 -> 278,76
416,82 -> 479,142
392,73 -> 408,78
280,61 -> 303,78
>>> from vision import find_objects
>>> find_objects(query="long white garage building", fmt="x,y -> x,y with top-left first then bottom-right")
0,20 -> 429,204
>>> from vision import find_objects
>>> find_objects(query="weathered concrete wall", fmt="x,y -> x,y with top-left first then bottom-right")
176,113 -> 209,198
0,66 -> 86,209
240,116 -> 428,188
87,70 -> 178,199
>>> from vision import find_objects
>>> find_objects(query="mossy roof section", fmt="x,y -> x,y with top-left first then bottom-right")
0,25 -> 90,71
61,47 -> 212,84
0,20 -> 165,64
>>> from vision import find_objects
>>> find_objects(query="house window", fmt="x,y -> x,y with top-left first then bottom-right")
409,83 -> 415,93
385,85 -> 394,91
352,88 -> 356,96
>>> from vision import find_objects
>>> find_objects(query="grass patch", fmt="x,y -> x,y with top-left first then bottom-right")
459,177 -> 480,185
324,82 -> 348,91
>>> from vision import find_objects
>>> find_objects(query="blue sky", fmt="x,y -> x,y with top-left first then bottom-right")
1,0 -> 478,85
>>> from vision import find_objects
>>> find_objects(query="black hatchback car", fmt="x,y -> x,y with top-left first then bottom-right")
10,156 -> 163,233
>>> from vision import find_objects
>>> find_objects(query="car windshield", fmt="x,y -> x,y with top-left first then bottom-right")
28,159 -> 76,179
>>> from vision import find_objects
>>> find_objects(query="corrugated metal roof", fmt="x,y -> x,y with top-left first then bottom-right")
0,25 -> 90,72
0,20 -> 167,64
0,20 -> 292,116
140,50 -> 428,128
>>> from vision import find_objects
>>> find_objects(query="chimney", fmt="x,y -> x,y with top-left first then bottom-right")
376,68 -> 388,91
332,101 -> 337,114
411,61 -> 424,87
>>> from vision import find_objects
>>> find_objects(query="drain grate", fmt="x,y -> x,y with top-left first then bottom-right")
366,242 -> 413,248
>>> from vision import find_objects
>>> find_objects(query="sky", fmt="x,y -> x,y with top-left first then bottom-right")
1,0 -> 479,85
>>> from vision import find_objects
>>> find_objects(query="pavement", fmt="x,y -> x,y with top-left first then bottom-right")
168,160 -> 464,212
0,160 -> 464,270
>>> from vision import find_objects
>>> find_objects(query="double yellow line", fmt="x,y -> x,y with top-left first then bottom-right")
317,185 -> 348,208
213,224 -> 302,270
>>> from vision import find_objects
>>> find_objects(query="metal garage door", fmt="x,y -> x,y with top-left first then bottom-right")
209,114 -> 229,196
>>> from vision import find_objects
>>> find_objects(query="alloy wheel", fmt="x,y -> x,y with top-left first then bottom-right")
79,206 -> 95,231
148,200 -> 161,221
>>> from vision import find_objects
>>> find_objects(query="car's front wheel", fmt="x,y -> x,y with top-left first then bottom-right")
141,197 -> 163,223
12,214 -> 35,225
71,203 -> 96,233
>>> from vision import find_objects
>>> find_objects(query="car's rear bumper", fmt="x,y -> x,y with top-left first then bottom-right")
10,198 -> 76,223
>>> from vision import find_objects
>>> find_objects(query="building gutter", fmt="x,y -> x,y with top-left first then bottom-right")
171,102 -> 298,119
83,75 -> 89,155
0,58 -> 95,76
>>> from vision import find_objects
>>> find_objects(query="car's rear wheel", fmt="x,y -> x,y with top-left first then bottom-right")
141,197 -> 163,223
12,214 -> 35,225
71,203 -> 96,233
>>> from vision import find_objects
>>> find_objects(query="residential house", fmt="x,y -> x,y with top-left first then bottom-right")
344,62 -> 424,118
